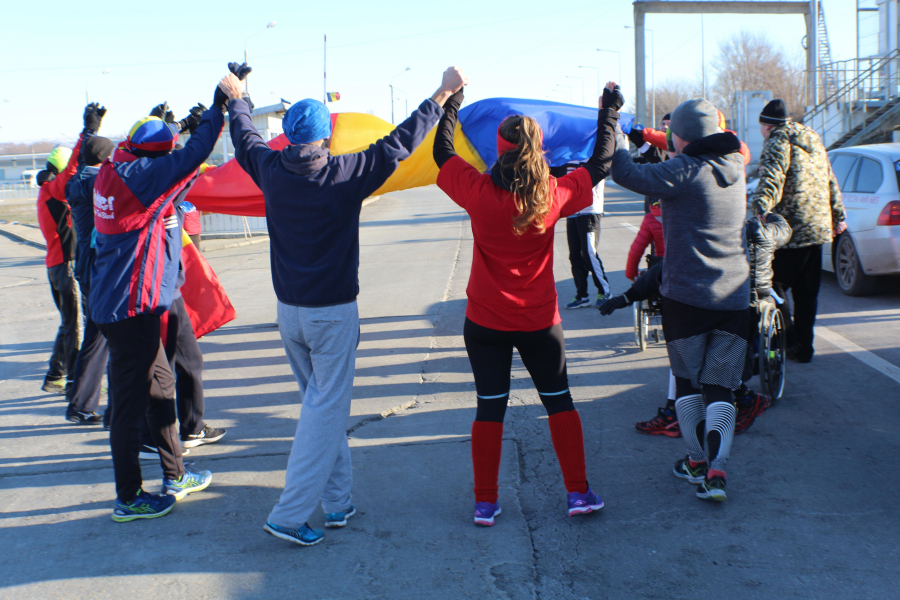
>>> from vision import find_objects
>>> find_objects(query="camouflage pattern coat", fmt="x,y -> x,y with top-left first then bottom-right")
751,121 -> 846,248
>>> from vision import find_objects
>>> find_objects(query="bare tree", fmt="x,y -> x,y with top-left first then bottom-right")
643,79 -> 703,127
711,31 -> 805,122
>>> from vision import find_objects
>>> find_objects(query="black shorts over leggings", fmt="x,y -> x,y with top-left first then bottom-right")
463,318 -> 574,422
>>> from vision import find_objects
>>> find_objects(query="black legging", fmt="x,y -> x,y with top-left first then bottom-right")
463,318 -> 575,422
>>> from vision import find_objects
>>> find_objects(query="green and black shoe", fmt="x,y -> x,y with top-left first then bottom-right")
696,476 -> 727,502
673,456 -> 707,484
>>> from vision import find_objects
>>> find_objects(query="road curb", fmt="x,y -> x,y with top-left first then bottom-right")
0,227 -> 46,251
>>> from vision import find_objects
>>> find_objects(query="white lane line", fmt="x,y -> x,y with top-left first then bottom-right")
620,222 -> 640,233
817,325 -> 900,386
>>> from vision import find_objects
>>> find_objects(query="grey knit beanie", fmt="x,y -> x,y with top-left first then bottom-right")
669,98 -> 719,143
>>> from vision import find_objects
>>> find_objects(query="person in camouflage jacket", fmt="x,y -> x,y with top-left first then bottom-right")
751,116 -> 846,247
750,99 -> 847,363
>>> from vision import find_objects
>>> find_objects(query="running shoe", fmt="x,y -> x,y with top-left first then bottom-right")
66,405 -> 103,424
566,296 -> 592,310
139,444 -> 189,460
162,467 -> 212,500
635,407 -> 681,437
42,378 -> 67,395
567,488 -> 603,516
696,476 -> 727,502
112,489 -> 176,522
264,521 -> 325,546
474,501 -> 501,526
182,425 -> 227,448
673,456 -> 707,484
735,390 -> 771,434
595,293 -> 609,307
325,505 -> 356,528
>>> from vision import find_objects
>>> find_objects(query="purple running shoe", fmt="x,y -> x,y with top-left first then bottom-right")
474,501 -> 501,526
567,488 -> 604,516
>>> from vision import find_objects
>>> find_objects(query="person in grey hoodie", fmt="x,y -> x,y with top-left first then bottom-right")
221,65 -> 467,546
611,98 -> 750,502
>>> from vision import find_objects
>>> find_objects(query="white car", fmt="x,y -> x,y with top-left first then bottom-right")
826,144 -> 900,295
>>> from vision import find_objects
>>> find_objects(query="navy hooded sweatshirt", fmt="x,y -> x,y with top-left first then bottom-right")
229,97 -> 443,307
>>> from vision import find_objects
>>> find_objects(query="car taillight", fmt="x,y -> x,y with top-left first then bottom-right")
877,201 -> 900,226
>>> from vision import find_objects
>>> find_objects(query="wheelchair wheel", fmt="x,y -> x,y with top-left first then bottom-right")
758,302 -> 786,400
633,301 -> 648,351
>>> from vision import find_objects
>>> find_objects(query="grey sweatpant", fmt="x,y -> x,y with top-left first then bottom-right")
268,300 -> 359,528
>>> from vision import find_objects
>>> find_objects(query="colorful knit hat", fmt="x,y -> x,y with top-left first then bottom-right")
126,116 -> 177,153
46,145 -> 72,173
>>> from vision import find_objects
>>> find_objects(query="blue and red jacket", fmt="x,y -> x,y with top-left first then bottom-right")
90,110 -> 223,324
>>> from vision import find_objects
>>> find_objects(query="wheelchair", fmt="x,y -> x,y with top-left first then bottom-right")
751,293 -> 787,400
633,255 -> 664,352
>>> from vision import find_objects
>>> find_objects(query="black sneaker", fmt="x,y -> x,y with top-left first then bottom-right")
42,378 -> 67,395
139,444 -> 189,460
182,425 -> 227,448
696,476 -> 727,502
66,405 -> 103,424
673,456 -> 707,483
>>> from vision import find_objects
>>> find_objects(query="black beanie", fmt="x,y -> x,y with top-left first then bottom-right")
83,136 -> 115,166
760,99 -> 789,125
36,169 -> 55,187
662,113 -> 671,122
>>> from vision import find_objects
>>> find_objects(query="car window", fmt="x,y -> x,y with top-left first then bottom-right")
829,154 -> 858,190
854,157 -> 883,193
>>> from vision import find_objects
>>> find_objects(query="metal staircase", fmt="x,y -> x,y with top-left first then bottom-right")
828,97 -> 900,149
816,2 -> 838,100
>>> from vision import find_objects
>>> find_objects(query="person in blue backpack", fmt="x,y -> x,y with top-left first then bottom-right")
90,68 -> 233,522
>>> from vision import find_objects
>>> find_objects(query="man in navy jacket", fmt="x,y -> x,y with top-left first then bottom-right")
222,65 -> 467,546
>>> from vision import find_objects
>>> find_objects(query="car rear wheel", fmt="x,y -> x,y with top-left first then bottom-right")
835,234 -> 878,296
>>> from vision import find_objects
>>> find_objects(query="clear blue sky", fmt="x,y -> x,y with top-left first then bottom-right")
0,0 -> 860,143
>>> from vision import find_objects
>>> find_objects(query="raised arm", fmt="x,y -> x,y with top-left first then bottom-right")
581,82 -> 624,186
433,88 -> 464,168
219,67 -> 274,187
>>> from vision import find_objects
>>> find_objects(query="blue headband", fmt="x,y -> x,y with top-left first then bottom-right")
283,99 -> 332,145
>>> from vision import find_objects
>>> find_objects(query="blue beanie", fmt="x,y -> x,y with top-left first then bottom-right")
283,99 -> 332,145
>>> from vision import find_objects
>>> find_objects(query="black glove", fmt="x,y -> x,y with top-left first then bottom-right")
627,126 -> 645,148
241,92 -> 254,112
83,102 -> 107,132
228,61 -> 252,81
150,102 -> 168,118
178,103 -> 207,134
598,294 -> 629,316
601,84 -> 625,111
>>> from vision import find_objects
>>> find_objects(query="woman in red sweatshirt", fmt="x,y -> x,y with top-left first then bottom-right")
432,83 -> 621,526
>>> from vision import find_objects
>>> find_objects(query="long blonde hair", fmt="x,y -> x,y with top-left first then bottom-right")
498,116 -> 551,235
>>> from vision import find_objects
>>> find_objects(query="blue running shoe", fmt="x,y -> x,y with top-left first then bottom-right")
596,293 -> 609,308
324,504 -> 356,528
474,501 -> 501,526
264,521 -> 325,546
566,296 -> 592,310
112,489 -> 176,522
567,488 -> 604,516
162,467 -> 212,500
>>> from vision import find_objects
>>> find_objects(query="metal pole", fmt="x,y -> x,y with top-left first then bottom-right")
631,13 -> 647,126
701,15 -> 706,98
324,34 -> 327,105
650,28 -> 656,127
244,47 -> 249,94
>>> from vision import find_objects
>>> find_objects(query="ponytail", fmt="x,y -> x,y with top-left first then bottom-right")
498,116 -> 551,235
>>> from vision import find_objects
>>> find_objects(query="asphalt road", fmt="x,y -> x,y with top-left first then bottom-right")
0,183 -> 898,599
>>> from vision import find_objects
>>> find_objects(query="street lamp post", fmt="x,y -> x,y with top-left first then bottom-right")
394,88 -> 408,120
244,21 -> 277,94
624,26 -> 655,126
566,75 -> 585,106
596,49 -> 622,84
390,67 -> 411,125
578,66 -> 601,103
555,84 -> 573,104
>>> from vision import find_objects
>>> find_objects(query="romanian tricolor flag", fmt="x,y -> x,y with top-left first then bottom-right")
186,98 -> 632,216
326,92 -> 341,102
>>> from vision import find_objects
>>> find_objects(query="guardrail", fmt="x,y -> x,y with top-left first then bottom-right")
0,183 -> 39,201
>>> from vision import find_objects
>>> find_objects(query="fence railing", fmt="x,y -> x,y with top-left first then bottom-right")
804,49 -> 900,144
0,183 -> 39,201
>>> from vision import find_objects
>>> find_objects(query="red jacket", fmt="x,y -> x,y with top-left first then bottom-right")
437,155 -> 594,331
625,205 -> 665,281
642,127 -> 751,166
36,137 -> 82,268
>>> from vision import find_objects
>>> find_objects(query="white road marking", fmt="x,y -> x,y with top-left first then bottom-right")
817,325 -> 900,386
620,222 -> 640,233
